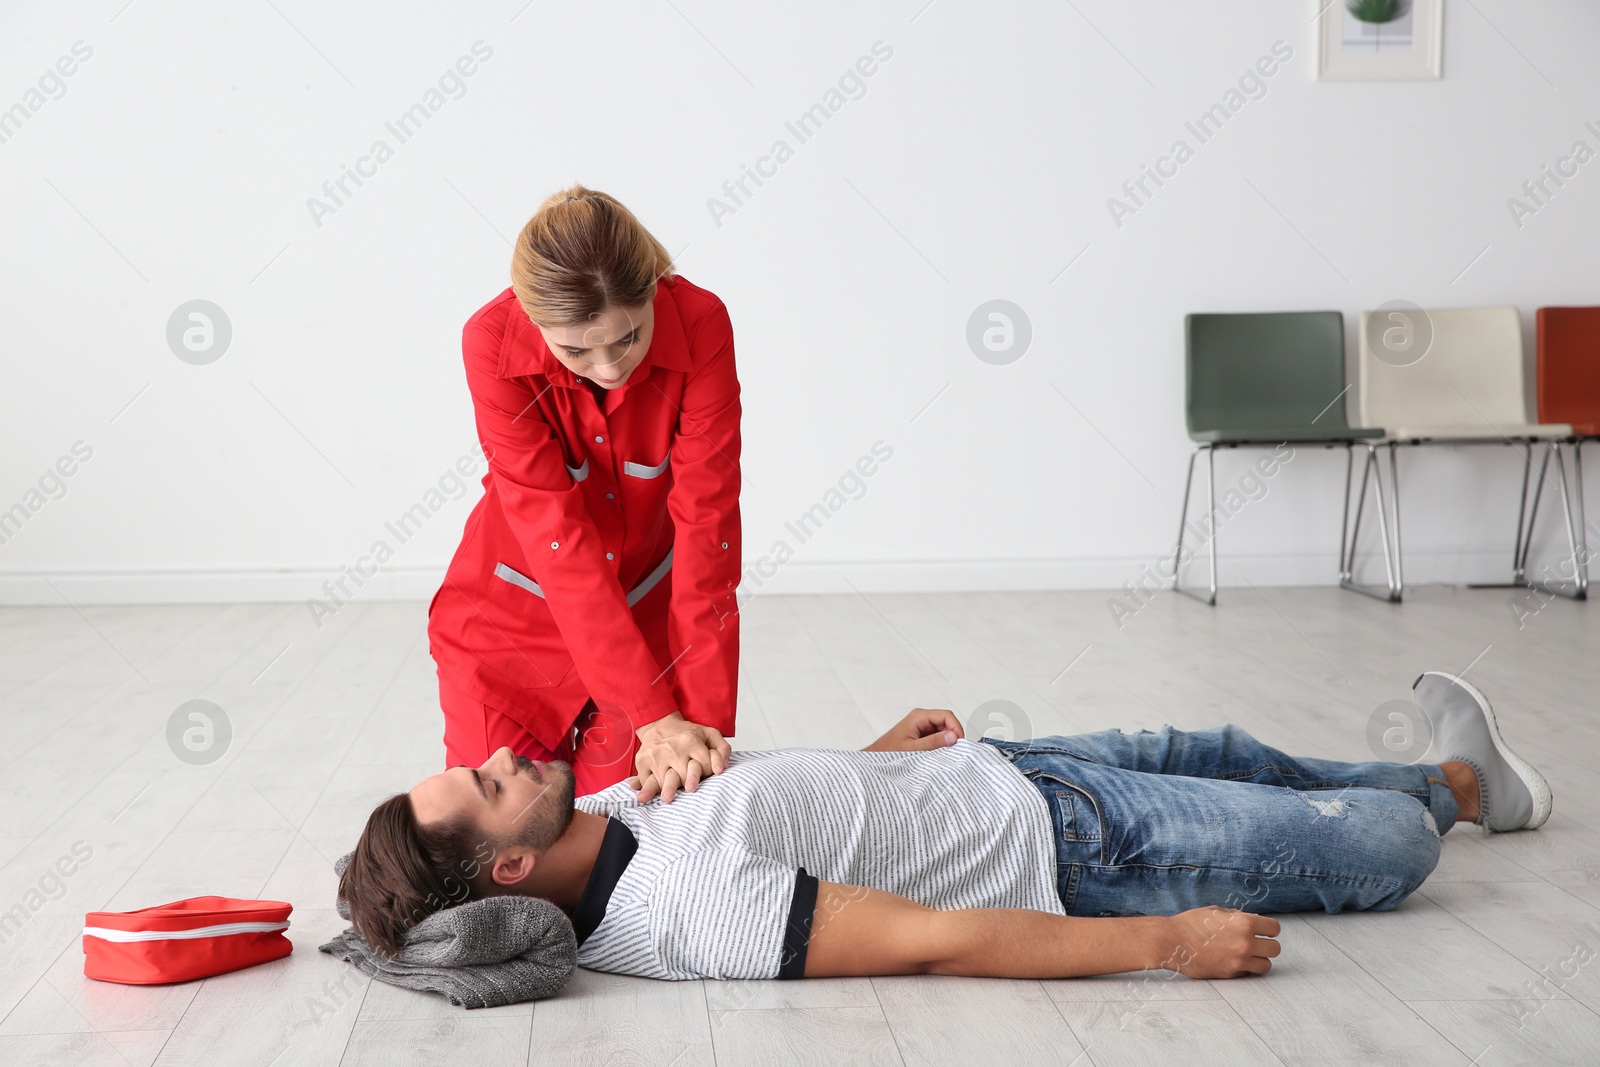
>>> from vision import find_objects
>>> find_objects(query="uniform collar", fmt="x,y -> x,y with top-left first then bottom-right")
497,277 -> 693,384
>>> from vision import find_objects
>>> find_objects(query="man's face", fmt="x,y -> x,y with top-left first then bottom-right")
409,747 -> 577,878
537,301 -> 656,389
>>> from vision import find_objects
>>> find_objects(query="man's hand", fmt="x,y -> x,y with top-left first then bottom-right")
628,712 -> 731,804
863,708 -> 965,753
1159,906 -> 1281,978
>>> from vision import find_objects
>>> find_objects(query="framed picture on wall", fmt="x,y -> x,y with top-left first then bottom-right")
1316,0 -> 1443,81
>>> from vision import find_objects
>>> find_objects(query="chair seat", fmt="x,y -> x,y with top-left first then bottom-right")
1190,425 -> 1385,444
1376,422 -> 1573,442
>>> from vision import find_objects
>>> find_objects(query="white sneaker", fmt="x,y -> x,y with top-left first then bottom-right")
1414,671 -> 1552,832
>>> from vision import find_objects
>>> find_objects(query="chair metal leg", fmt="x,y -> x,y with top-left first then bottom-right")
1576,441 -> 1591,597
1338,444 -> 1354,580
1512,442 -> 1535,583
1519,440 -> 1589,600
1206,445 -> 1217,604
1389,442 -> 1405,594
1553,444 -> 1587,599
1339,443 -> 1402,602
1172,447 -> 1198,599
1342,444 -> 1368,580
1370,444 -> 1401,599
1515,442 -> 1551,583
1173,445 -> 1217,606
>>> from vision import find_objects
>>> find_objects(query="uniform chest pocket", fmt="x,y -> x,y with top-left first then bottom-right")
622,448 -> 671,480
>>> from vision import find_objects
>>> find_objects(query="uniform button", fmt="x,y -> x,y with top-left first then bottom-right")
550,541 -> 560,549
594,435 -> 604,443
605,492 -> 615,500
606,552 -> 615,561
722,542 -> 729,549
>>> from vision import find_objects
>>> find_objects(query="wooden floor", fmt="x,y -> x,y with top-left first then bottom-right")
1,585 -> 1598,1066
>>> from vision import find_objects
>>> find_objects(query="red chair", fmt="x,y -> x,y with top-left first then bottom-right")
1527,307 -> 1599,598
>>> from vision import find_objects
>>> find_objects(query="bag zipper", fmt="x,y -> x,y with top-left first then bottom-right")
82,920 -> 290,943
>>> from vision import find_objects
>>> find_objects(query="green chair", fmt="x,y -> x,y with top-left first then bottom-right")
1175,311 -> 1392,605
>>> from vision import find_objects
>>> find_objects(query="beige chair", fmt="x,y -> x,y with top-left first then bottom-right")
1354,306 -> 1575,596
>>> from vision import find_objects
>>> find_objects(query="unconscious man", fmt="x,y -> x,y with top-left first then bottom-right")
336,671 -> 1551,983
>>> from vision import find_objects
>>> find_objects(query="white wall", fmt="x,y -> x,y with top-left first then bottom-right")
2,0 -> 1596,607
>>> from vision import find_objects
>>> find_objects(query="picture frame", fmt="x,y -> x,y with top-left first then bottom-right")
1316,0 -> 1443,81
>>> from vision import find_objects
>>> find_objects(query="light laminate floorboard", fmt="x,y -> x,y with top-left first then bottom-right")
1,586 -> 1596,1065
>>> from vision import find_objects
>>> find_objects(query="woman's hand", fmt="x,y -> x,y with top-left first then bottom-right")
628,712 -> 731,803
863,708 -> 966,753
1159,906 -> 1281,978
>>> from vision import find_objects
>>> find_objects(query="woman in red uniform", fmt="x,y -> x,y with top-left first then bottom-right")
427,185 -> 740,802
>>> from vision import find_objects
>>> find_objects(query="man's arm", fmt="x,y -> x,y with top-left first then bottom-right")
803,882 -> 1281,980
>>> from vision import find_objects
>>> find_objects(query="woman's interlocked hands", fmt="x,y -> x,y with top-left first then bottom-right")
625,706 -> 965,804
627,712 -> 731,803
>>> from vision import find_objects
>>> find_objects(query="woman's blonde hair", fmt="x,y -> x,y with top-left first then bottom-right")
510,185 -> 675,328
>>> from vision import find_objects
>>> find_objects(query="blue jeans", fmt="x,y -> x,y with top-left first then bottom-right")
980,725 -> 1458,916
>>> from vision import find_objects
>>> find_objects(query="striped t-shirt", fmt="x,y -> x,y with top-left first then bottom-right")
569,738 -> 1064,981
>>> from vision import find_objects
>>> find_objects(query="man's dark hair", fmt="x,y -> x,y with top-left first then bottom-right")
339,793 -> 487,957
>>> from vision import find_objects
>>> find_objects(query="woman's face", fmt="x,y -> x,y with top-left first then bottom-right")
537,302 -> 655,389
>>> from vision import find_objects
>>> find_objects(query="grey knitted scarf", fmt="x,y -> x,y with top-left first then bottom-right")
319,851 -> 577,1008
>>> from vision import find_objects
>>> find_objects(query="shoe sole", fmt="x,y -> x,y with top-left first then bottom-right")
1417,671 -> 1553,831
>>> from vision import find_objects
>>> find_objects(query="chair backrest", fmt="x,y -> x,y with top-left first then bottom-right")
1185,311 -> 1352,438
1356,306 -> 1529,431
1537,307 -> 1600,432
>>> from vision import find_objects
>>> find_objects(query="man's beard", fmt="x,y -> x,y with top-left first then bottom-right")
505,756 -> 576,852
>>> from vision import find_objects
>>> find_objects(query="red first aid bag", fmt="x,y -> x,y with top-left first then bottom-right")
83,896 -> 293,984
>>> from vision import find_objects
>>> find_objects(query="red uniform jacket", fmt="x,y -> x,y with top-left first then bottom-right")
427,275 -> 741,750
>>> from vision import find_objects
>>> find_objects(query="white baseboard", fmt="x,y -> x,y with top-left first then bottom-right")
0,549 -> 1541,605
